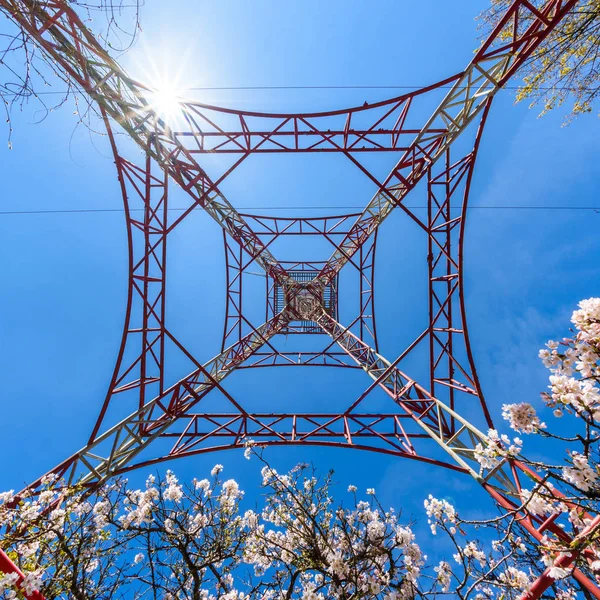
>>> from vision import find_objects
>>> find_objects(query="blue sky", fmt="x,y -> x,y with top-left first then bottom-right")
1,0 -> 600,563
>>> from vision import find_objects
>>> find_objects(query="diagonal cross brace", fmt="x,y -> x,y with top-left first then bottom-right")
0,0 -> 292,284
315,0 -> 580,286
22,310 -> 291,494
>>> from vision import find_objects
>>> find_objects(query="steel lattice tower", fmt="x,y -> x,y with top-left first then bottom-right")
1,1 -> 599,598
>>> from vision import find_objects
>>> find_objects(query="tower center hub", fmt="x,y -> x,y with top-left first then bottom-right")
286,284 -> 322,321
272,267 -> 339,333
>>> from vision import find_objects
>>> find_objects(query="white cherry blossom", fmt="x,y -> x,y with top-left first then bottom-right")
502,402 -> 546,433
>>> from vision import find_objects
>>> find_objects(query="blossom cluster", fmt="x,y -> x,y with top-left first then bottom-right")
490,297 -> 600,587
538,298 -> 600,422
424,494 -> 457,535
473,429 -> 522,470
243,464 -> 424,599
501,402 -> 546,434
562,452 -> 599,492
0,463 -> 586,600
422,493 -> 564,598
499,299 -> 600,496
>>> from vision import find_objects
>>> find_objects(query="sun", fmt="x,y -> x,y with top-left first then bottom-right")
148,81 -> 183,126
125,37 -> 203,129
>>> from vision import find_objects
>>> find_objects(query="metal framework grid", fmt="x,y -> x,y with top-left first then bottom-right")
1,1 -> 599,598
273,268 -> 339,335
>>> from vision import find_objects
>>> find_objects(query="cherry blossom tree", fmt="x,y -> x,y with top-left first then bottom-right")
0,456 -> 433,600
445,297 -> 600,598
480,1 -> 600,120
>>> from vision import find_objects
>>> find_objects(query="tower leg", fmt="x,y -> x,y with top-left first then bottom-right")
90,148 -> 168,442
316,311 -> 600,599
20,312 -> 289,496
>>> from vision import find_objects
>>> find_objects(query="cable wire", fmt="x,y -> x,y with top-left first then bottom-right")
1,84 -> 597,96
1,205 -> 599,216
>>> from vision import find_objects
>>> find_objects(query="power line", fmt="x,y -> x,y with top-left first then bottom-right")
1,205 -> 599,216
1,84 -> 597,96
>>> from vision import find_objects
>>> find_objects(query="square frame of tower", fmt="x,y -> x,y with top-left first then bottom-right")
271,266 -> 339,334
221,212 -> 378,361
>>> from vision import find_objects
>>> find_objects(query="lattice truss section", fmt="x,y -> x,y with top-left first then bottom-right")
2,0 -> 600,598
223,213 -> 375,364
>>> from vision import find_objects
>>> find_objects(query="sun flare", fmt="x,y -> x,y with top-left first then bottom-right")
149,82 -> 183,125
